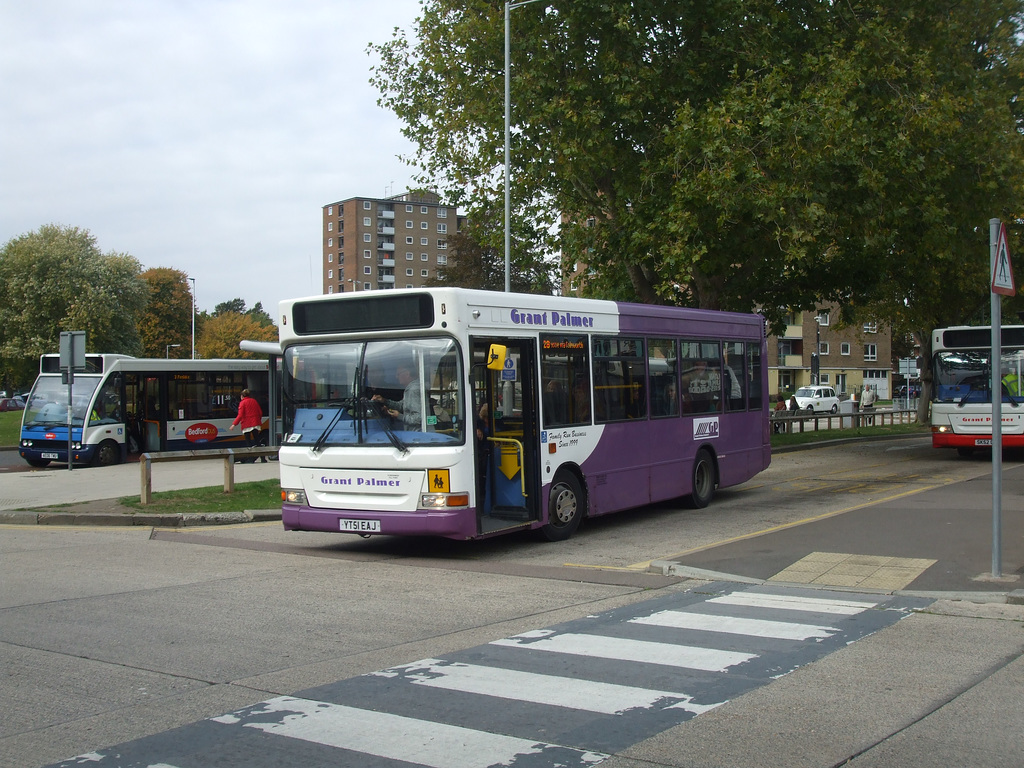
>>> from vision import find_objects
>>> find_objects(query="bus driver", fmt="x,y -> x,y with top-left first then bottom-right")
372,364 -> 423,429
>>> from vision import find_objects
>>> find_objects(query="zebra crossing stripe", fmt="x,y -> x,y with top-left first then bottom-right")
491,630 -> 755,672
373,658 -> 724,716
211,696 -> 608,768
708,592 -> 878,615
630,610 -> 839,640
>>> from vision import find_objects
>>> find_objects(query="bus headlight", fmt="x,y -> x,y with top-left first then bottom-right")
420,493 -> 470,509
933,425 -> 950,434
282,489 -> 307,505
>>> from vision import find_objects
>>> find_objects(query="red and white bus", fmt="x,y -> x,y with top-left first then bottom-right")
931,325 -> 1024,456
277,288 -> 771,540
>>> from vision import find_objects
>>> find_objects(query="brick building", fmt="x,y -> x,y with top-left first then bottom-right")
321,191 -> 460,294
769,304 -> 892,398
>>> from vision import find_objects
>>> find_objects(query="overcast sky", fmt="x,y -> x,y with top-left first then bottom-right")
0,0 -> 425,316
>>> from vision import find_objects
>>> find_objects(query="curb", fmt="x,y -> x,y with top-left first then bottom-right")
0,508 -> 282,528
648,560 -> 1021,605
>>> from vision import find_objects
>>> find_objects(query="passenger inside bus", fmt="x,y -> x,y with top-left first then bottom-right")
657,379 -> 679,416
572,375 -> 591,423
543,379 -> 568,425
682,359 -> 720,413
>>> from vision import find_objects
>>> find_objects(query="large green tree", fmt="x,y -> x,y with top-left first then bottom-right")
214,298 -> 275,328
139,268 -> 194,358
372,0 -> 1024,334
198,312 -> 277,359
0,224 -> 148,390
428,213 -> 556,293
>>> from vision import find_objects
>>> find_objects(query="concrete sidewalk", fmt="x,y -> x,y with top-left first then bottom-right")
0,455 -> 280,525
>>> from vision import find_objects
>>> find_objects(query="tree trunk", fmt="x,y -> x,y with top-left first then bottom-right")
914,329 -> 932,425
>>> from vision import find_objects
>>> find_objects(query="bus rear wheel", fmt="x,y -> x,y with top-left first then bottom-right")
687,448 -> 716,508
93,440 -> 121,467
541,473 -> 583,541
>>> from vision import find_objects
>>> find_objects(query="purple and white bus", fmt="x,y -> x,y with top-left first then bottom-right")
277,288 -> 770,541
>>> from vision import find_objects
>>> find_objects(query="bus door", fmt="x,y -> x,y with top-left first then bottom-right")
126,374 -> 166,452
472,338 -> 539,528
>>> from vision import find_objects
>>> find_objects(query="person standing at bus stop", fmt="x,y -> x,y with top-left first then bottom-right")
229,389 -> 266,461
861,384 -> 876,425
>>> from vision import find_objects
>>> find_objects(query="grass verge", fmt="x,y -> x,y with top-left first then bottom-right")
771,421 -> 929,448
115,478 -> 282,514
0,410 -> 21,447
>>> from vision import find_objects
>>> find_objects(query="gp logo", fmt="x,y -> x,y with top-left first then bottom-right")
693,417 -> 720,439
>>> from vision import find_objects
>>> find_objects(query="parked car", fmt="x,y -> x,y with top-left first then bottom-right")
897,384 -> 921,398
793,386 -> 840,414
0,395 -> 25,412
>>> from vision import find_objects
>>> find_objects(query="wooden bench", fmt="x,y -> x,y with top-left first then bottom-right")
139,447 -> 278,505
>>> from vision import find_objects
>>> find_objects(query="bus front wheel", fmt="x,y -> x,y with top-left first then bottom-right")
93,440 -> 121,467
541,473 -> 583,541
687,448 -> 716,509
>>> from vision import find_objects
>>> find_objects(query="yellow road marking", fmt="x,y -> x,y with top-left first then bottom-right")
769,552 -> 937,590
561,563 -> 650,573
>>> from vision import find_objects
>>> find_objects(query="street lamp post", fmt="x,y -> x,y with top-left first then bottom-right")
166,344 -> 181,359
187,276 -> 196,359
504,0 -> 546,294
813,314 -> 822,385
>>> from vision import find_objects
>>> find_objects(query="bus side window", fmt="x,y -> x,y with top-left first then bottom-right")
746,342 -> 763,411
680,340 -> 721,413
540,334 -> 591,428
724,341 -> 745,412
649,338 -> 678,418
592,336 -> 646,422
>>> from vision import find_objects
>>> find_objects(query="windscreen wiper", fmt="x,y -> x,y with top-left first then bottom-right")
311,398 -> 355,454
366,397 -> 408,453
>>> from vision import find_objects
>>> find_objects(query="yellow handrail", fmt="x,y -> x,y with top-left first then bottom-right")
486,435 -> 526,497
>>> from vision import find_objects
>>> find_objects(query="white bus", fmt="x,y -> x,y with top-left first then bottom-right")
19,354 -> 269,467
277,288 -> 771,541
931,325 -> 1024,456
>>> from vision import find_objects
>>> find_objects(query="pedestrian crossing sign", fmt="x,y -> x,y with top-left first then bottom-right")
992,222 -> 1015,296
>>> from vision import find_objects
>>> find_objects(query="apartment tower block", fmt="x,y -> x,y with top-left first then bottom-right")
321,191 -> 457,294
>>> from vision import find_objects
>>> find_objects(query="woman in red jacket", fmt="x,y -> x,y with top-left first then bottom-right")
228,389 -> 265,461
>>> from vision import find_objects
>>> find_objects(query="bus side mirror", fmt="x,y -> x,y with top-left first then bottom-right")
486,344 -> 507,371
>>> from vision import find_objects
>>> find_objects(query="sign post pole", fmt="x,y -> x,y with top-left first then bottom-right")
990,219 -> 1015,578
59,331 -> 86,472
